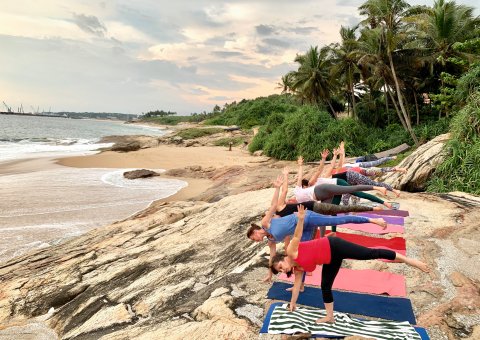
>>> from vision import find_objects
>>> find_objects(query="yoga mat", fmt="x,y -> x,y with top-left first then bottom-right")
338,222 -> 404,234
323,231 -> 406,250
367,209 -> 409,217
260,302 -> 430,340
267,282 -> 417,324
278,267 -> 407,297
350,213 -> 404,226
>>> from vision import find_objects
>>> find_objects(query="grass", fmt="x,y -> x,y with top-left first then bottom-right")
213,137 -> 247,147
177,127 -> 224,140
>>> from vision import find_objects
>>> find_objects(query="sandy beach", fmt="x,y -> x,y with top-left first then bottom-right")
56,144 -> 260,201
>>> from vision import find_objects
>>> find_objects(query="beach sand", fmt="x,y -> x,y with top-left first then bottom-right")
57,145 -> 258,201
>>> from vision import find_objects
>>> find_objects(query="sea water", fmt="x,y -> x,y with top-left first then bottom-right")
0,115 -> 187,262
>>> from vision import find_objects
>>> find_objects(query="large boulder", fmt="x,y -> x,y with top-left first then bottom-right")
123,169 -> 160,179
382,133 -> 450,192
110,142 -> 142,152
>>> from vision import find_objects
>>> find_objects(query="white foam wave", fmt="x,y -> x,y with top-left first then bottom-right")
0,139 -> 113,162
101,169 -> 187,192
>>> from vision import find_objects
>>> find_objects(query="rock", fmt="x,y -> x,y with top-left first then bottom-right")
209,287 -> 230,298
253,150 -> 263,156
382,133 -> 450,191
235,304 -> 263,326
185,140 -> 198,147
123,169 -> 160,179
171,136 -> 183,144
62,304 -> 133,339
110,141 -> 142,152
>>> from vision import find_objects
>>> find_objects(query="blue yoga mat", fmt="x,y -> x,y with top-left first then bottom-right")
267,282 -> 417,324
339,213 -> 404,225
260,302 -> 430,339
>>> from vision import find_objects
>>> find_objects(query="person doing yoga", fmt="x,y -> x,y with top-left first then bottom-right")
275,166 -> 384,218
294,155 -> 388,204
270,205 -> 430,324
248,176 -> 387,283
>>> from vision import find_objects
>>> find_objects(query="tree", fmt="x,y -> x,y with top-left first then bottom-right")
359,0 -> 419,144
331,26 -> 361,117
290,46 -> 338,118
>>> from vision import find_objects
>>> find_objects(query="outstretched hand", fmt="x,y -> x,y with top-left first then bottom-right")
297,204 -> 306,219
321,149 -> 329,159
289,302 -> 297,312
332,147 -> 339,156
273,175 -> 283,188
262,271 -> 273,283
339,141 -> 345,151
282,166 -> 289,176
297,156 -> 304,166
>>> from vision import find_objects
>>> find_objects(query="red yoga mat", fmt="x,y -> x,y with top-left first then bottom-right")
278,266 -> 407,297
322,231 -> 406,250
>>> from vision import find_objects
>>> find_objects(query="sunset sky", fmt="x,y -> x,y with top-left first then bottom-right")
0,0 -> 478,115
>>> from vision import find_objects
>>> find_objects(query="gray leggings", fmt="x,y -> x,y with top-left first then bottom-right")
313,183 -> 374,203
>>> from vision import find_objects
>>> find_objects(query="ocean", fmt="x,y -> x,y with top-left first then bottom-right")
0,115 -> 187,262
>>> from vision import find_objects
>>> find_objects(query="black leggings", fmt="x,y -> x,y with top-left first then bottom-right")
313,183 -> 374,203
321,237 -> 396,303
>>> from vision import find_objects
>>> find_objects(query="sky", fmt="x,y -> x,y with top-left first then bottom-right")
0,0 -> 478,115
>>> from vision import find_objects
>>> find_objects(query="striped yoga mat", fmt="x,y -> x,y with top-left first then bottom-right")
264,303 -> 426,340
267,281 -> 417,323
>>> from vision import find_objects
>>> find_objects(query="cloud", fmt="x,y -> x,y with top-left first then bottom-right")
72,13 -> 107,37
255,24 -> 277,35
211,51 -> 246,58
263,38 -> 290,48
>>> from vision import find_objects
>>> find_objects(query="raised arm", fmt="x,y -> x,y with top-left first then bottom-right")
286,205 -> 305,258
296,156 -> 304,188
338,141 -> 346,169
308,149 -> 329,186
324,148 -> 339,177
261,175 -> 283,227
278,166 -> 290,207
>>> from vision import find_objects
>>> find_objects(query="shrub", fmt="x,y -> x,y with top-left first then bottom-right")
177,128 -> 224,139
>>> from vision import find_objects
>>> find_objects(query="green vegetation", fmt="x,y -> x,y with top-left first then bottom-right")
213,137 -> 247,147
141,115 -> 198,125
177,127 -> 224,140
427,91 -> 480,194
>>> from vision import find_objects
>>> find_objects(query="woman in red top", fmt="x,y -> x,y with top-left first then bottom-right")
270,205 -> 429,324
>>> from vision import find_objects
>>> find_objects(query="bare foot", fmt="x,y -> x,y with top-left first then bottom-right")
394,167 -> 407,173
306,272 -> 313,276
316,316 -> 335,324
406,258 -> 430,273
373,206 -> 383,211
370,218 -> 387,229
374,186 -> 388,195
393,189 -> 401,197
286,285 -> 305,292
383,202 -> 393,209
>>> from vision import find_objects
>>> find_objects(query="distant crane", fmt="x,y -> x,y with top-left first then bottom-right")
2,101 -> 13,113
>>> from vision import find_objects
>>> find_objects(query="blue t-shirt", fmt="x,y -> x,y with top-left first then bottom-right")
269,210 -> 314,243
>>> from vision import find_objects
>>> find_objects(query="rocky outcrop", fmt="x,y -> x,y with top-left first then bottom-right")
123,169 -> 160,179
0,190 -> 479,339
382,134 -> 450,191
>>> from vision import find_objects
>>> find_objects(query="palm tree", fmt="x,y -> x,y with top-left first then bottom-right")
331,26 -> 361,118
290,46 -> 338,118
359,0 -> 419,144
276,72 -> 295,94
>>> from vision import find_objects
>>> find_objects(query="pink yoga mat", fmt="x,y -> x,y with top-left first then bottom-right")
279,267 -> 406,297
338,223 -> 404,234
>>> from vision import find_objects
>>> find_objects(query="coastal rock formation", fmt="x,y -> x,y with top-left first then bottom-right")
382,134 -> 450,191
123,169 -> 160,179
0,189 -> 479,340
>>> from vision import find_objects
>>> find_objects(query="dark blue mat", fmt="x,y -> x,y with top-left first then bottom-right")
260,302 -> 430,339
267,282 -> 417,324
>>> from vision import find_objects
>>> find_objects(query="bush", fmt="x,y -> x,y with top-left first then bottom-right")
427,92 -> 480,194
213,137 -> 246,147
177,128 -> 224,139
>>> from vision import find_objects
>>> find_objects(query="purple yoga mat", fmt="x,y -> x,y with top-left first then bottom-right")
353,213 -> 404,225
